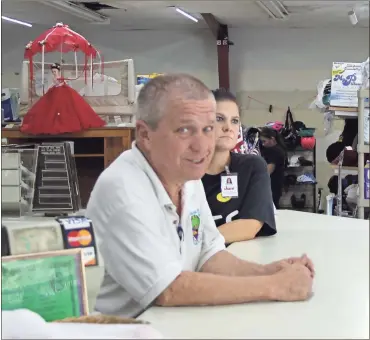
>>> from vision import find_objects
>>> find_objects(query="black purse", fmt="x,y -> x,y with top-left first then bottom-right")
281,107 -> 300,150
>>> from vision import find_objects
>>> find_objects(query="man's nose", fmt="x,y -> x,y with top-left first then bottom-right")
190,133 -> 213,152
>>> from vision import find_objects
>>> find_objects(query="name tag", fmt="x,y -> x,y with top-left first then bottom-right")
221,173 -> 238,198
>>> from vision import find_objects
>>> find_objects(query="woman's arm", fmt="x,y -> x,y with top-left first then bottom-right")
267,163 -> 276,174
217,219 -> 263,243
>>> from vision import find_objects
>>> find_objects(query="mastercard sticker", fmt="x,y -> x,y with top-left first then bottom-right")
67,229 -> 92,247
57,216 -> 98,267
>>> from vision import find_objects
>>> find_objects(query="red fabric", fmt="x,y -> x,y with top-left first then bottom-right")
231,126 -> 246,154
24,24 -> 97,59
21,83 -> 105,135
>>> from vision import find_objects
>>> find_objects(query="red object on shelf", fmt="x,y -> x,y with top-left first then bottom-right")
24,23 -> 100,86
24,24 -> 98,58
20,83 -> 105,135
21,23 -> 105,135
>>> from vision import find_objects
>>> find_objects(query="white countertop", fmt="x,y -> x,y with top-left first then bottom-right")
139,210 -> 369,339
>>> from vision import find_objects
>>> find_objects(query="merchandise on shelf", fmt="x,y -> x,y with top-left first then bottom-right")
21,22 -> 105,135
364,108 -> 369,144
361,57 -> 369,89
309,79 -> 331,109
365,161 -> 370,200
330,61 -> 364,108
137,73 -> 164,85
310,57 -> 369,111
1,88 -> 20,123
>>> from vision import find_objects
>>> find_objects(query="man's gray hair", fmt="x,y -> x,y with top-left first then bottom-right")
136,73 -> 213,129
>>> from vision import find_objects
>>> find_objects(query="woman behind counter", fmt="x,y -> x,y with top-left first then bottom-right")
201,89 -> 276,245
259,127 -> 287,209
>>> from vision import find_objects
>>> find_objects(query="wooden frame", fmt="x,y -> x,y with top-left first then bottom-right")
2,248 -> 89,321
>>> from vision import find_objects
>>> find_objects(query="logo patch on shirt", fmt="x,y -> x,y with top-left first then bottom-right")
216,192 -> 232,203
190,210 -> 201,244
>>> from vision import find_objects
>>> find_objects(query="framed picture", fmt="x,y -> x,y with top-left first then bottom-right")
2,248 -> 88,322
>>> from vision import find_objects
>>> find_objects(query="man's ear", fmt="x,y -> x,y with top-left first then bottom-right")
136,120 -> 152,146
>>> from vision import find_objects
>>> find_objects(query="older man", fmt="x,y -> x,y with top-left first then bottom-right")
86,74 -> 314,318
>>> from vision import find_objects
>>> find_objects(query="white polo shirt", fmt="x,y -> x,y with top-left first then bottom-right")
86,142 -> 225,318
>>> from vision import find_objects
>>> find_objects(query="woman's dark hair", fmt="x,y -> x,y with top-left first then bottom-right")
260,127 -> 287,150
212,88 -> 237,104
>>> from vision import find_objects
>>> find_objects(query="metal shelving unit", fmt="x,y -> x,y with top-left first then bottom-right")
357,89 -> 370,219
331,89 -> 369,219
281,145 -> 317,213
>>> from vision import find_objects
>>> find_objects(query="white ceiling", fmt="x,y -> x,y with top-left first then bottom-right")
2,0 -> 369,31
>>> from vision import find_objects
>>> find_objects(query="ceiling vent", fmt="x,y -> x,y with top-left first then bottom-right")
37,1 -> 111,23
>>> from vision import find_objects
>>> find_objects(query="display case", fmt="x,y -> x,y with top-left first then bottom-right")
1,146 -> 37,217
2,127 -> 135,207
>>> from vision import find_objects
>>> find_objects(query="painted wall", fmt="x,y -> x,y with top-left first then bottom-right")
2,25 -> 368,91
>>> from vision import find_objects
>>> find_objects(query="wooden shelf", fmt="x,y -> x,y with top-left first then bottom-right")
329,106 -> 358,112
1,126 -> 135,138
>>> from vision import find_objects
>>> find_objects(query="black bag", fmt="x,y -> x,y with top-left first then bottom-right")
281,107 -> 300,150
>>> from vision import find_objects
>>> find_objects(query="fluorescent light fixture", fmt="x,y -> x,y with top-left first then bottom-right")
275,0 -> 289,15
256,0 -> 289,20
1,16 -> 32,27
37,0 -> 110,24
269,1 -> 288,18
175,7 -> 198,22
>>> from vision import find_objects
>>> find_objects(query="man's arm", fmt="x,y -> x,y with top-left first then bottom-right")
217,219 -> 263,244
156,261 -> 313,307
200,249 -> 315,278
156,270 -> 270,306
201,250 -> 266,276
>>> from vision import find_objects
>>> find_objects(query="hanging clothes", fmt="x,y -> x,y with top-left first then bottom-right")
244,126 -> 261,155
231,125 -> 261,155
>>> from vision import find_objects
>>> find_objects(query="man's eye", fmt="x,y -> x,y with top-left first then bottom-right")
216,116 -> 223,122
204,126 -> 214,133
232,119 -> 240,124
177,127 -> 190,134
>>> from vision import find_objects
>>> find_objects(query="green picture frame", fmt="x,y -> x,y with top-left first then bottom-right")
2,248 -> 88,322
